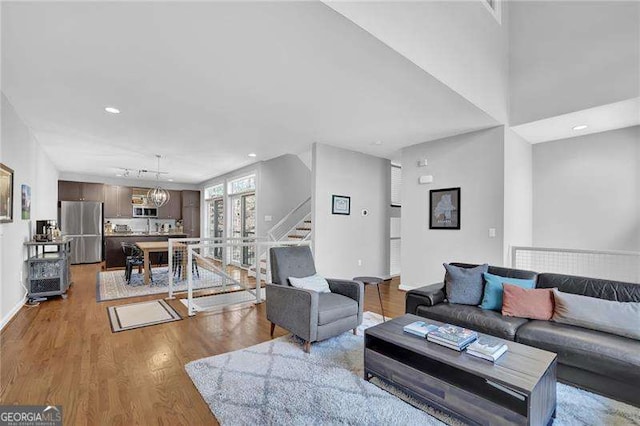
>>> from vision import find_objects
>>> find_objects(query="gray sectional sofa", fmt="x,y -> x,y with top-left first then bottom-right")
405,263 -> 640,407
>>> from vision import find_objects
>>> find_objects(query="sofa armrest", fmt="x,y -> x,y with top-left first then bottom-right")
405,282 -> 446,314
327,279 -> 365,323
266,284 -> 319,341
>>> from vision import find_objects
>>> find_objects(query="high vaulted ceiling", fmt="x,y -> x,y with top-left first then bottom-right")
1,1 -> 496,184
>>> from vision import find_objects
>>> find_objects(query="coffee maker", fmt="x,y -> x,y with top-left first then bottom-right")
35,219 -> 57,241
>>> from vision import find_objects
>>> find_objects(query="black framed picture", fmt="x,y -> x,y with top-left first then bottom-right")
332,195 -> 350,215
0,163 -> 14,224
429,187 -> 460,229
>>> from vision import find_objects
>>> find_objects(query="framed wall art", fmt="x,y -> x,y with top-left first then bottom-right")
332,195 -> 350,215
429,187 -> 460,229
21,184 -> 31,220
0,163 -> 14,224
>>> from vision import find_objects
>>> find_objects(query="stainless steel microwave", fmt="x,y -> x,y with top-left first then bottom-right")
132,206 -> 158,218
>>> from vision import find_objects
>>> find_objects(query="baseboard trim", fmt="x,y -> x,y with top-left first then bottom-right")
0,295 -> 27,331
398,284 -> 416,292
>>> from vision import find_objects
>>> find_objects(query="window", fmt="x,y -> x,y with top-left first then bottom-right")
228,174 -> 255,195
205,184 -> 223,200
391,164 -> 402,207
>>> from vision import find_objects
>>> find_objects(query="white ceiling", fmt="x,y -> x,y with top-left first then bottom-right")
1,2 -> 496,184
511,97 -> 640,144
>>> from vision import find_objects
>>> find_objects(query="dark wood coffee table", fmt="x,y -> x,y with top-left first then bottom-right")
364,314 -> 557,425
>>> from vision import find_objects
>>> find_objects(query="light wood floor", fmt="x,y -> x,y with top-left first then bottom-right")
0,263 -> 407,425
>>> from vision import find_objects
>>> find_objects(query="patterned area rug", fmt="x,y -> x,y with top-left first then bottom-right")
97,267 -> 231,301
186,312 -> 640,426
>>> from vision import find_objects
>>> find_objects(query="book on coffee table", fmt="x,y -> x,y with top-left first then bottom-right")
403,321 -> 439,338
467,337 -> 508,362
426,324 -> 478,351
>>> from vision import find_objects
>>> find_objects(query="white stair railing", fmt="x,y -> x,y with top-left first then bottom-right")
511,246 -> 640,283
266,197 -> 311,242
168,236 -> 267,299
185,239 -> 313,316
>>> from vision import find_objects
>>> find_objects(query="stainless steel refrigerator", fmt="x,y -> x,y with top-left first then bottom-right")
60,201 -> 103,264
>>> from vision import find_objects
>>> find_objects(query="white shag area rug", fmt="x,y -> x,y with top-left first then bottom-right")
179,291 -> 263,312
185,312 -> 640,426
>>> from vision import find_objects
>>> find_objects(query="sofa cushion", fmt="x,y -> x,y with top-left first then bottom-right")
317,293 -> 358,326
450,263 -> 537,280
479,272 -> 536,311
415,303 -> 528,340
516,320 -> 640,383
444,263 -> 488,305
552,289 -> 640,340
536,273 -> 640,302
502,285 -> 554,320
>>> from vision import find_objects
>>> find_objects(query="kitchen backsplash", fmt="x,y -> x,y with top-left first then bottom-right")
105,218 -> 177,232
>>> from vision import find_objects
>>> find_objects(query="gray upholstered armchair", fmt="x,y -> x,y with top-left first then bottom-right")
267,246 -> 364,353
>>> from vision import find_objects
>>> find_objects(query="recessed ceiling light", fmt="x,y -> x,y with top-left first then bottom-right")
168,179 -> 174,182
105,106 -> 120,114
248,153 -> 257,158
373,141 -> 383,146
115,174 -> 122,177
572,124 -> 588,131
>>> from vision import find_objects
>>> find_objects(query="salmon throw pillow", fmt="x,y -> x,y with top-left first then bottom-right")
502,284 -> 554,320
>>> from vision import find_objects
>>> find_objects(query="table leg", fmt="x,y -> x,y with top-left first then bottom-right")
144,250 -> 150,285
376,283 -> 386,321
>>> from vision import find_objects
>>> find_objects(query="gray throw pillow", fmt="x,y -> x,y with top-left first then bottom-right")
552,289 -> 640,340
444,263 -> 489,305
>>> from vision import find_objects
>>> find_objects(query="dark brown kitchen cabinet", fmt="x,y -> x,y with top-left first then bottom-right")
182,206 -> 200,238
181,190 -> 200,208
158,190 -> 182,219
58,181 -> 104,202
104,185 -> 133,218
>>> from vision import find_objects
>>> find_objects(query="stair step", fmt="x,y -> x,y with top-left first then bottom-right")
288,235 -> 304,239
304,220 -> 312,224
296,227 -> 311,231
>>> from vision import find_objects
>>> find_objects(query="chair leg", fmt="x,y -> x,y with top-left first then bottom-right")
303,341 -> 311,353
270,322 -> 275,338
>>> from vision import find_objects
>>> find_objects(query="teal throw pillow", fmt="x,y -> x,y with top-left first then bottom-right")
479,272 -> 535,311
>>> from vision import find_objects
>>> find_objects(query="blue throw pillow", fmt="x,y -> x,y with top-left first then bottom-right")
479,272 -> 535,311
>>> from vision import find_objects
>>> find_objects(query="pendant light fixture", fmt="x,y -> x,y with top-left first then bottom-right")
147,154 -> 170,208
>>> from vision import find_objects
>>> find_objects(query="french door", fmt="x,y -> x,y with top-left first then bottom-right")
212,198 -> 224,259
230,193 -> 256,266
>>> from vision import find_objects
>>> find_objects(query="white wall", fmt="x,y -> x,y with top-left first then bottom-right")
199,154 -> 311,239
533,126 -> 640,251
401,127 -> 505,290
504,128 -> 533,265
1,93 -> 59,329
324,0 -> 508,123
509,1 -> 640,125
312,143 -> 390,278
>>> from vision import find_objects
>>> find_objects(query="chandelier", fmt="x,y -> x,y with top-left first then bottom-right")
147,154 -> 170,208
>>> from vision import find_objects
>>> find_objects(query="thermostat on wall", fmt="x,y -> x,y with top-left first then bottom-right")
361,209 -> 369,217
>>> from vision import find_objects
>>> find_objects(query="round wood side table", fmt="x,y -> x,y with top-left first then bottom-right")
353,276 -> 386,321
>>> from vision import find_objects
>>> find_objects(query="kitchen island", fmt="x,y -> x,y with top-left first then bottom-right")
105,232 -> 188,269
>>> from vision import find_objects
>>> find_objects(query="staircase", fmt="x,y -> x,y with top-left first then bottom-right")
249,197 -> 312,281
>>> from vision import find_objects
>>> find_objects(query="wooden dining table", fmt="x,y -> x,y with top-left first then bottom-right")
135,241 -> 187,285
